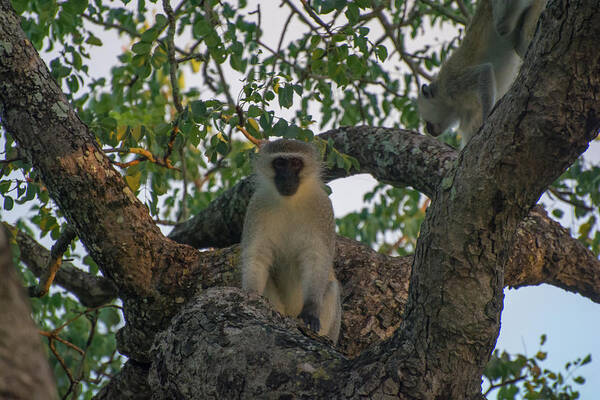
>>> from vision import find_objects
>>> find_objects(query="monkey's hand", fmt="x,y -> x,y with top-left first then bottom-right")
299,303 -> 320,333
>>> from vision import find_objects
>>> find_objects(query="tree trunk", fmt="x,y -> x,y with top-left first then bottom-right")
0,226 -> 57,400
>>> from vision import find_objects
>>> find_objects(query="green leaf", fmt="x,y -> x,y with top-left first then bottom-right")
141,28 -> 159,43
100,117 -> 117,130
247,105 -> 262,118
151,46 -> 168,69
132,41 -> 152,55
581,354 -> 592,365
273,119 -> 289,136
3,196 -> 14,210
155,14 -> 168,28
375,45 -> 388,61
345,3 -> 359,24
0,180 -> 10,193
278,85 -> 293,108
86,33 -> 103,46
125,170 -> 142,192
68,0 -> 88,14
191,100 -> 207,122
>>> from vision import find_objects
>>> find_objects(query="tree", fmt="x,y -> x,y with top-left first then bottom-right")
0,0 -> 599,398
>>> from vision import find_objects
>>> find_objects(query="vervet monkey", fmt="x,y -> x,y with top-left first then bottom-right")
241,139 -> 342,343
417,0 -> 546,146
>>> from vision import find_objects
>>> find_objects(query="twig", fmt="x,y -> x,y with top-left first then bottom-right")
484,375 -> 527,396
281,0 -> 318,31
455,0 -> 472,22
29,225 -> 77,298
418,0 -> 469,25
163,0 -> 184,114
353,83 -> 367,123
112,159 -> 143,168
375,10 -> 433,83
69,311 -> 99,399
46,337 -> 75,392
202,58 -> 219,93
82,13 -> 189,57
55,304 -> 122,333
178,145 -> 189,221
214,59 -> 236,107
548,187 -> 594,212
236,125 -> 264,147
262,10 -> 294,98
194,158 -> 227,190
0,156 -> 22,164
40,330 -> 84,355
176,52 -> 206,63
154,219 -> 178,226
107,147 -> 180,171
300,0 -> 333,36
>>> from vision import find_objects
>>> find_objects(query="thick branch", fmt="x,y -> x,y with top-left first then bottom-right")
169,127 -> 600,305
93,360 -> 151,400
30,224 -> 77,298
168,129 -> 453,247
508,206 -> 600,303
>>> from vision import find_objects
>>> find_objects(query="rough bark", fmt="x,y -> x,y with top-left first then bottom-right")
508,206 -> 600,303
0,226 -> 57,400
93,361 -> 151,400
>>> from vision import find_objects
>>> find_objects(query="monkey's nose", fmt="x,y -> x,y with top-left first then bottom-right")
425,121 -> 436,136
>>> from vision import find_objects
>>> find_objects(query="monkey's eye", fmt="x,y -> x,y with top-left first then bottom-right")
289,158 -> 303,171
272,157 -> 287,169
421,84 -> 433,99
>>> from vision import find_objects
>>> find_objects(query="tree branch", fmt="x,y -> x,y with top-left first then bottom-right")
29,224 -> 77,298
7,224 -> 118,307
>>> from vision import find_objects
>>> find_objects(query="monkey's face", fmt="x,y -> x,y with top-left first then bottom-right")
417,83 -> 458,137
272,156 -> 304,196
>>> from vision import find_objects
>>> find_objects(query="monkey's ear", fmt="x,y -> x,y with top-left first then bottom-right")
421,84 -> 434,99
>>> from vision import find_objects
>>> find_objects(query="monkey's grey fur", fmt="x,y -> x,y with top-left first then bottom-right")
240,139 -> 341,343
417,0 -> 546,147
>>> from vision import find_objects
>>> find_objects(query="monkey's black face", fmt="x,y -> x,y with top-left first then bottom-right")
272,156 -> 304,196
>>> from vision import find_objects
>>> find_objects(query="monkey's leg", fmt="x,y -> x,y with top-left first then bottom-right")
475,63 -> 497,122
493,0 -> 532,37
297,255 -> 330,334
456,63 -> 496,147
263,276 -> 286,315
513,0 -> 546,57
319,278 -> 341,344
241,247 -> 273,296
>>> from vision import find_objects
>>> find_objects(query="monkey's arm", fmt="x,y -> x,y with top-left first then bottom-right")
492,0 -> 532,37
240,213 -> 274,296
297,255 -> 331,333
474,63 -> 497,122
513,0 -> 546,57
